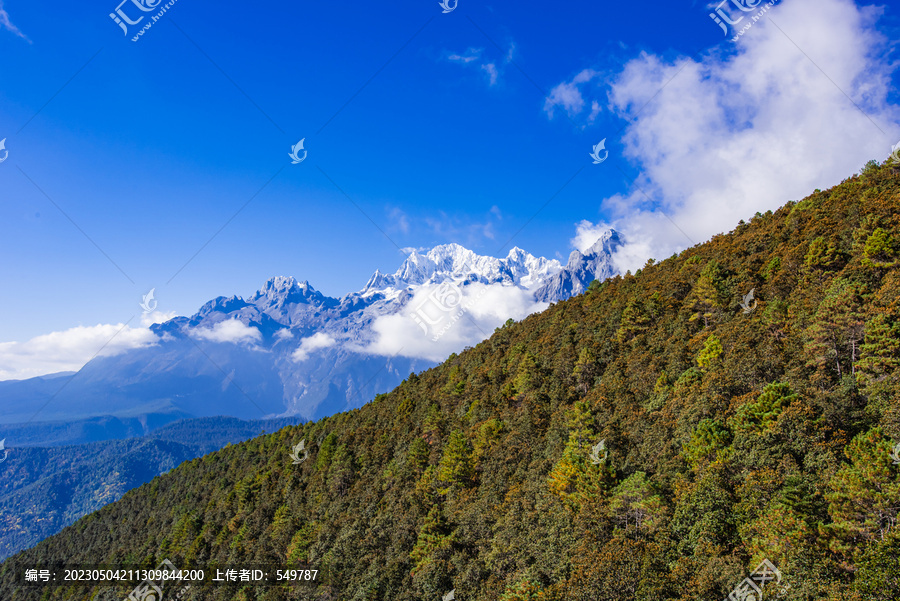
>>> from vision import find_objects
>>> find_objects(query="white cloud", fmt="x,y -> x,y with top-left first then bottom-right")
0,324 -> 158,381
447,42 -> 514,87
274,328 -> 294,340
388,206 -> 410,234
561,0 -> 900,272
571,219 -> 614,253
0,1 -> 29,42
364,282 -> 547,362
140,309 -> 179,327
448,48 -> 482,63
292,332 -> 336,362
544,69 -> 600,119
191,319 -> 262,345
482,63 -> 499,86
425,207 -> 501,246
587,100 -> 602,124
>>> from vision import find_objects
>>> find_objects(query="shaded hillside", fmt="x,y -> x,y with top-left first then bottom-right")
2,161 -> 900,600
0,416 -> 303,562
0,411 -> 193,447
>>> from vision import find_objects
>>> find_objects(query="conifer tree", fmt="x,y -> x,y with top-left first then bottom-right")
826,428 -> 900,554
687,261 -> 722,328
804,278 -> 866,379
436,430 -> 474,494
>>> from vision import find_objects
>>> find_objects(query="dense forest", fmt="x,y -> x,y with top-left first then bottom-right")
1,160 -> 899,600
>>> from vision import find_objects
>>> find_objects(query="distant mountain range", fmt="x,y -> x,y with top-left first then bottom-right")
0,415 -> 303,561
0,235 -> 624,566
0,232 -> 623,429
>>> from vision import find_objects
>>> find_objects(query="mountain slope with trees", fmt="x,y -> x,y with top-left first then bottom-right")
2,161 -> 899,600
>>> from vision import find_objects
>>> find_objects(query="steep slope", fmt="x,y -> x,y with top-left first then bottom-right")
4,164 -> 900,600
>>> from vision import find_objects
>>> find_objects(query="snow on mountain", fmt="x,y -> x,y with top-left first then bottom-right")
360,244 -> 563,297
4,231 -> 622,424
534,229 -> 623,302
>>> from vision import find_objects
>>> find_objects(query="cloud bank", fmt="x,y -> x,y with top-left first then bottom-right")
0,324 -> 158,381
292,332 -> 337,362
190,319 -> 262,345
364,282 -> 548,362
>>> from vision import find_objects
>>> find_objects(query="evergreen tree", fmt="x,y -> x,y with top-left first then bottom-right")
572,347 -> 600,394
687,261 -> 723,328
435,430 -> 474,494
857,312 -> 900,387
826,428 -> 900,555
804,278 -> 866,380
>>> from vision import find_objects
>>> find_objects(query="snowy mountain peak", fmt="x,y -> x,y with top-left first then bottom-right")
248,276 -> 335,314
264,275 -> 301,293
359,243 -> 565,295
585,229 -> 623,256
535,228 -> 623,301
63,229 -> 625,426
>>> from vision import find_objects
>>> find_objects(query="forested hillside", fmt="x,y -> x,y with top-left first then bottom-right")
2,161 -> 899,600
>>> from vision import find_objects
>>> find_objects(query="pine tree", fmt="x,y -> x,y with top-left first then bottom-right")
615,300 -> 650,343
804,278 -> 866,379
548,400 -> 614,509
826,428 -> 900,555
696,334 -> 723,371
683,419 -> 731,468
687,261 -> 723,328
732,382 -> 797,434
435,430 -> 474,494
863,228 -> 900,268
573,347 -> 600,394
410,504 -> 453,574
857,312 -> 900,387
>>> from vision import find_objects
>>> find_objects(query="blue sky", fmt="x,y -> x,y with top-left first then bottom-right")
1,0 -> 899,378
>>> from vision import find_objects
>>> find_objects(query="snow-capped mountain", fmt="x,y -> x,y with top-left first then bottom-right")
361,244 -> 562,296
534,230 -> 623,302
1,231 -> 622,426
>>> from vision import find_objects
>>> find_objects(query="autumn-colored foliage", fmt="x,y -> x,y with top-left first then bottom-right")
2,162 -> 900,600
